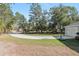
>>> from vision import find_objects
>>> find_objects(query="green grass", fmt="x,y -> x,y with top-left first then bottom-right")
0,34 -> 79,47
1,34 -> 79,54
0,34 -> 64,46
59,39 -> 79,52
59,39 -> 79,47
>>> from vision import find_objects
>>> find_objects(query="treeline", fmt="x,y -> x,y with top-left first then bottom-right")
0,3 -> 79,34
0,4 -> 15,33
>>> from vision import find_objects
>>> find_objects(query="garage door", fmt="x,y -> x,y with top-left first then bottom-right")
65,26 -> 78,37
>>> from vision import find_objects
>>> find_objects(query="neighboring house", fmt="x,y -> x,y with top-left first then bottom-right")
65,22 -> 79,37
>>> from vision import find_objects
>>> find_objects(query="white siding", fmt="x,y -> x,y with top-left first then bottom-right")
78,27 -> 79,32
65,26 -> 78,37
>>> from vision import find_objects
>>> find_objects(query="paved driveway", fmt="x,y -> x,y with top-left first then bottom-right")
9,34 -> 74,39
9,34 -> 56,39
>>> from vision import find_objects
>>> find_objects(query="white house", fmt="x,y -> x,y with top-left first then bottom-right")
65,22 -> 79,37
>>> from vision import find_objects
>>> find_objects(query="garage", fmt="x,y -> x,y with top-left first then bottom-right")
65,22 -> 79,37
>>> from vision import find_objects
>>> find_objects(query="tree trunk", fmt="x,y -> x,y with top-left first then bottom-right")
40,30 -> 43,33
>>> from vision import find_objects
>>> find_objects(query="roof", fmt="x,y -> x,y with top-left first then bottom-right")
65,22 -> 79,27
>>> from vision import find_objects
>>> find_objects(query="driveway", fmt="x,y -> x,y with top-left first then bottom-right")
9,34 -> 56,39
9,34 -> 74,39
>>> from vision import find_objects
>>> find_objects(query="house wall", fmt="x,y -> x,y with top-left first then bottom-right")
78,27 -> 79,32
65,26 -> 78,37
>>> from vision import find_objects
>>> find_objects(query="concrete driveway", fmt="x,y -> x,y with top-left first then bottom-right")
9,34 -> 74,39
9,34 -> 56,39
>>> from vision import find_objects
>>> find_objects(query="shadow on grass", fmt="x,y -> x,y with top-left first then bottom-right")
58,39 -> 79,53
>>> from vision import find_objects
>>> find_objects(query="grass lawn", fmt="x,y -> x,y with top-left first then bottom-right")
0,34 -> 79,55
0,34 -> 79,46
0,34 -> 64,46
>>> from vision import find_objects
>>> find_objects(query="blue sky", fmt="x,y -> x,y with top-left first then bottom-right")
10,3 -> 79,20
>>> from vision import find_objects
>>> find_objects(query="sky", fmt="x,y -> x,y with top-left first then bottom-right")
10,3 -> 79,20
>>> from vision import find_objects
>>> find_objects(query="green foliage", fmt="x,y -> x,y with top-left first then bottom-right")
29,3 -> 47,33
0,3 -> 79,34
0,3 -> 14,33
15,12 -> 27,33
49,4 -> 78,33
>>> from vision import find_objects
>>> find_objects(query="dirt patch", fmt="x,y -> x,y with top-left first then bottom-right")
0,41 -> 79,56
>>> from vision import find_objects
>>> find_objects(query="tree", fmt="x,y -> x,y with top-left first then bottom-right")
29,3 -> 42,32
38,10 -> 48,33
15,12 -> 27,33
29,3 -> 48,33
49,4 -> 78,33
0,3 -> 14,33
